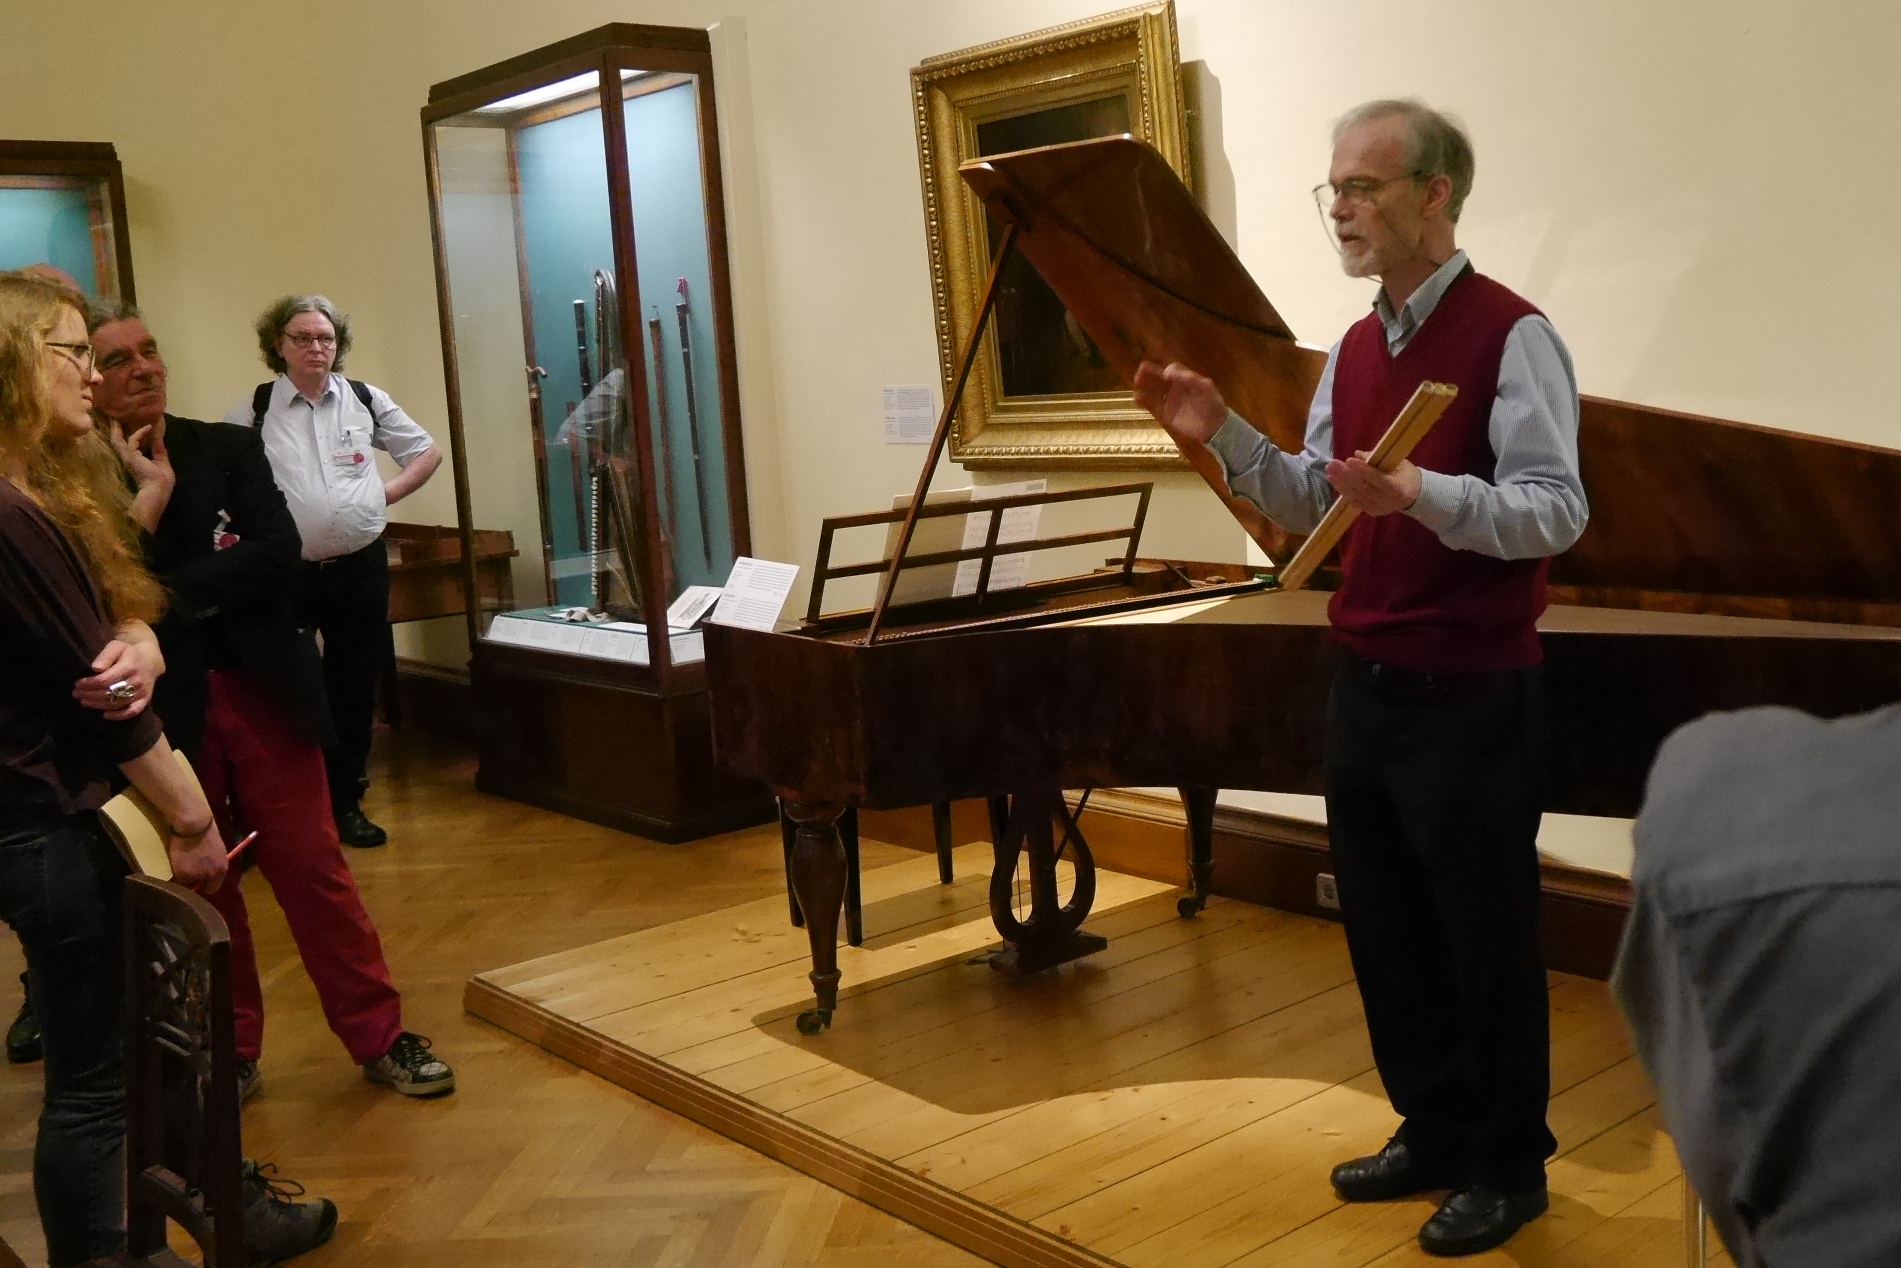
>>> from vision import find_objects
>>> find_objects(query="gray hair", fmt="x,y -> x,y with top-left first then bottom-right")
83,296 -> 142,334
255,294 -> 352,374
1333,99 -> 1475,223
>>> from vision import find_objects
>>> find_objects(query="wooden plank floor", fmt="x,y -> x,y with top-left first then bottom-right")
472,836 -> 1730,1267
0,731 -> 988,1268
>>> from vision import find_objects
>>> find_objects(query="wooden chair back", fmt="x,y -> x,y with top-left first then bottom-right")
122,875 -> 247,1267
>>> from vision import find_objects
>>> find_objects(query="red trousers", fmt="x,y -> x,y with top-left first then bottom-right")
198,670 -> 403,1065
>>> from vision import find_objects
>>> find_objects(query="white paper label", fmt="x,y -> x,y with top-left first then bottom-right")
667,584 -> 724,630
883,384 -> 935,444
708,557 -> 800,631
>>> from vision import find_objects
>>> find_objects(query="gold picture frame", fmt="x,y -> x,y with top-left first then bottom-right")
912,3 -> 1190,469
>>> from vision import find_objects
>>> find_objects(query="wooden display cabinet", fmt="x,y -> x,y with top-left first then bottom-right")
0,139 -> 136,300
420,25 -> 773,842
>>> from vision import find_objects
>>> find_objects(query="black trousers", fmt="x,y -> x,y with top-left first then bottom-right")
1325,651 -> 1557,1192
294,540 -> 393,809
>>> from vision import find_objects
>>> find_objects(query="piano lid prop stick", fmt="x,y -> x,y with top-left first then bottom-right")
865,221 -> 1021,645
1276,380 -> 1458,593
674,279 -> 716,569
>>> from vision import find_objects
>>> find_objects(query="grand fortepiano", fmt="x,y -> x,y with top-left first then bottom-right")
704,137 -> 1901,1033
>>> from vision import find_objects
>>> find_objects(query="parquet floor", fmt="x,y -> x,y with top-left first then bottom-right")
0,731 -> 986,1267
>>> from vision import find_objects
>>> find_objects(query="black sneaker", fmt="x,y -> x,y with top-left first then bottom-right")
242,1159 -> 337,1266
6,973 -> 40,1065
333,805 -> 388,848
362,1031 -> 454,1097
237,1059 -> 262,1103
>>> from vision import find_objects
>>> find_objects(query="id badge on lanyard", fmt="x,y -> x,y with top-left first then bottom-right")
331,422 -> 370,473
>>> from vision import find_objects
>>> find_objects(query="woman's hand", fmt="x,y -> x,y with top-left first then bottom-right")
166,822 -> 228,893
74,623 -> 165,720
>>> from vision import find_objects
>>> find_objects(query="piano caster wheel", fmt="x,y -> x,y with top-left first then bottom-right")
795,1008 -> 832,1036
1177,894 -> 1204,919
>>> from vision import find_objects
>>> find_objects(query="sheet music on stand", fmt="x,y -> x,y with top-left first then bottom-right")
709,558 -> 799,631
954,481 -> 1045,596
880,481 -> 1046,604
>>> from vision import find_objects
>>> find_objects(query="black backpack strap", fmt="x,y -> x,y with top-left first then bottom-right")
250,382 -> 273,427
348,379 -> 374,414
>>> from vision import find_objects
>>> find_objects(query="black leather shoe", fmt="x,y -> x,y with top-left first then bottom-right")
334,805 -> 388,848
1331,1138 -> 1464,1202
1418,1184 -> 1548,1256
5,974 -> 40,1065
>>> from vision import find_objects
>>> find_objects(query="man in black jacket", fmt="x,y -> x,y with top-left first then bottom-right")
87,305 -> 453,1099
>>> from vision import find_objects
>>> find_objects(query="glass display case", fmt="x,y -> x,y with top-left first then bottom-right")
422,25 -> 768,841
0,141 -> 136,300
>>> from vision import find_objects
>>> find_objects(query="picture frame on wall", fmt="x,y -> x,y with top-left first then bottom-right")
911,3 -> 1190,468
0,140 -> 136,302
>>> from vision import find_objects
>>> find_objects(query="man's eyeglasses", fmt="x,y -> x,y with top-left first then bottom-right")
43,340 -> 97,374
1311,173 -> 1426,219
284,333 -> 338,349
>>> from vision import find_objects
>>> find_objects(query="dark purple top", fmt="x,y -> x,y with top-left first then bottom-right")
0,477 -> 161,819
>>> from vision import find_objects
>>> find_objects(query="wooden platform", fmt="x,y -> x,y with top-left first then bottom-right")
468,843 -> 1718,1268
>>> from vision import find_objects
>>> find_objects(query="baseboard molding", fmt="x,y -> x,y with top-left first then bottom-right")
870,791 -> 1632,980
463,978 -> 1122,1268
471,769 -> 777,845
391,657 -> 474,740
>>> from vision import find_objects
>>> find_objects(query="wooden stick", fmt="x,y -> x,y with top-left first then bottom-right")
1276,381 -> 1458,592
865,222 -> 1020,645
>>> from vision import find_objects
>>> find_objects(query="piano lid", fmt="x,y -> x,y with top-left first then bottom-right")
960,135 -> 1901,610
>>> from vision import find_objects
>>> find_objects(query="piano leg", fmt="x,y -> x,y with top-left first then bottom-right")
783,801 -> 849,1034
987,789 -> 1108,973
778,801 -> 803,929
842,806 -> 863,948
1178,785 -> 1217,918
931,801 -> 955,884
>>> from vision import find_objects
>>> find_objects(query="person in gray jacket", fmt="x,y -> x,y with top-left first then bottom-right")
1614,703 -> 1901,1267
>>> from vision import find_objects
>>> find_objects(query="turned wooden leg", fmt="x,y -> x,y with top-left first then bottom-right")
784,801 -> 848,1034
931,801 -> 955,884
778,801 -> 803,928
1179,785 -> 1217,917
841,806 -> 863,948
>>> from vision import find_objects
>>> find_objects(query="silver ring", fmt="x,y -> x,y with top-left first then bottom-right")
106,680 -> 136,704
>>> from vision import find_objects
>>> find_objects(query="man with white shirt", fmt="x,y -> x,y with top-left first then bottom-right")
1135,99 -> 1587,1257
226,295 -> 441,847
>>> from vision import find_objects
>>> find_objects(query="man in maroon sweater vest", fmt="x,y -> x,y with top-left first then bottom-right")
1136,100 -> 1587,1257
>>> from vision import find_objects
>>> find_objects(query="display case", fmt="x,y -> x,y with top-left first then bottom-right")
422,25 -> 771,841
0,140 -> 136,300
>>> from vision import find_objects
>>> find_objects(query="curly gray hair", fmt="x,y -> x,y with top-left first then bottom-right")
255,294 -> 353,374
1333,98 -> 1475,223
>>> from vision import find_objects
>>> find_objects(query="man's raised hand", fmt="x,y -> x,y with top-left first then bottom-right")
1133,361 -> 1230,444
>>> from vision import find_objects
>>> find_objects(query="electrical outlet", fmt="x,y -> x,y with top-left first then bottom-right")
1315,872 -> 1341,911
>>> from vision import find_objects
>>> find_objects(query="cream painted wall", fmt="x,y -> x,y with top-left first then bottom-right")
5,1 -> 1898,667
736,0 -> 1901,585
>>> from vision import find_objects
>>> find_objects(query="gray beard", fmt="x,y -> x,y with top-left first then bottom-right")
1338,247 -> 1380,280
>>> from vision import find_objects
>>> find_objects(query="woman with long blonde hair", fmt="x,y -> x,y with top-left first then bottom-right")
0,271 -> 226,1266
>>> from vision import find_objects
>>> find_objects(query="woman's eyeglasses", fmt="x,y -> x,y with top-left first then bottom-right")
43,340 -> 97,374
